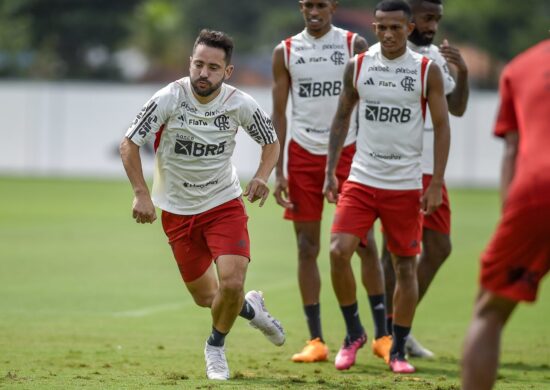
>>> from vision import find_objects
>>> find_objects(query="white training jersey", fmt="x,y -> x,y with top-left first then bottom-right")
283,25 -> 358,155
126,77 -> 277,215
349,47 -> 432,189
371,42 -> 456,174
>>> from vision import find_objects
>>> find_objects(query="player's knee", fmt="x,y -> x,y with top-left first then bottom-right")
218,278 -> 245,302
424,233 -> 452,265
297,238 -> 320,262
191,291 -> 215,308
394,259 -> 416,280
329,240 -> 353,264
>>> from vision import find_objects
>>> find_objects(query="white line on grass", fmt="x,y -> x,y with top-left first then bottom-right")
112,302 -> 188,318
112,279 -> 295,318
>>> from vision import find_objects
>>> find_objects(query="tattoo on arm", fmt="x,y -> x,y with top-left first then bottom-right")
327,61 -> 359,173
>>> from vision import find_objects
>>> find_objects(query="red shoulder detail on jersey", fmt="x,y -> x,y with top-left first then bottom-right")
355,52 -> 366,88
346,31 -> 355,56
284,38 -> 292,68
222,88 -> 237,105
420,56 -> 430,121
154,124 -> 165,153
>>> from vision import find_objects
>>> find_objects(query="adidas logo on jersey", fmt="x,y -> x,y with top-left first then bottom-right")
364,78 -> 375,85
295,57 -> 306,65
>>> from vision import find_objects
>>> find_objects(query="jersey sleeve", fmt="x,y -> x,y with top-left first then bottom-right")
125,83 -> 177,146
238,94 -> 278,146
494,67 -> 518,137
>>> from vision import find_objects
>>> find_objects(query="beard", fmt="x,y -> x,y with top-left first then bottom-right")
190,76 -> 225,97
409,28 -> 434,46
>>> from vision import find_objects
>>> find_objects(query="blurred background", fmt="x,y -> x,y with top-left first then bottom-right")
1,0 -> 549,185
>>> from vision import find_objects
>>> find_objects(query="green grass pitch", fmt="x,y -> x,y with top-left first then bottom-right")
0,176 -> 548,389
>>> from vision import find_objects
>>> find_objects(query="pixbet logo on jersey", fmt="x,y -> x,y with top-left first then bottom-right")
365,105 -> 411,123
299,81 -> 342,97
175,140 -> 227,157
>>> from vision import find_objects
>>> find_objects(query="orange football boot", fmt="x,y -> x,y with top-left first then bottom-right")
372,335 -> 392,364
291,338 -> 329,362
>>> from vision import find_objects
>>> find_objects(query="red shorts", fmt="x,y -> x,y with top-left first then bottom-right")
161,198 -> 250,283
332,181 -> 423,257
422,174 -> 451,234
284,140 -> 355,221
480,200 -> 550,302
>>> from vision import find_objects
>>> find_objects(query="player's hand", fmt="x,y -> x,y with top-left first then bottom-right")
323,173 -> 339,203
132,194 -> 157,224
244,177 -> 270,207
439,39 -> 467,73
273,174 -> 293,209
421,182 -> 443,215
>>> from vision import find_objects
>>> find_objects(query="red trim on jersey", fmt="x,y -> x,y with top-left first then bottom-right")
222,89 -> 237,105
154,124 -> 165,153
420,56 -> 430,121
355,52 -> 366,88
284,38 -> 292,68
346,31 -> 354,56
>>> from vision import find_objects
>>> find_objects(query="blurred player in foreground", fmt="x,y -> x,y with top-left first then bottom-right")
462,38 -> 550,390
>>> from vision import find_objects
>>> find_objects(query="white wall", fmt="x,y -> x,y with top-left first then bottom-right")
0,81 -> 503,186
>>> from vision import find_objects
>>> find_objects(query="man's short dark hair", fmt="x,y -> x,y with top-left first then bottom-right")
193,29 -> 234,64
408,0 -> 442,6
375,0 -> 412,19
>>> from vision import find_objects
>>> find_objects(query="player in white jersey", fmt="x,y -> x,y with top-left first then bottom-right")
370,0 -> 469,358
120,30 -> 285,381
271,0 -> 391,364
324,0 -> 450,373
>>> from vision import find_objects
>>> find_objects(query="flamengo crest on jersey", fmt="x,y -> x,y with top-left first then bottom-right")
283,26 -> 358,155
371,42 -> 456,174
125,77 -> 277,215
349,47 -> 432,190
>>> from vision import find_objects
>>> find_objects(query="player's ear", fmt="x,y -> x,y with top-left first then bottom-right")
407,21 -> 415,36
224,64 -> 234,80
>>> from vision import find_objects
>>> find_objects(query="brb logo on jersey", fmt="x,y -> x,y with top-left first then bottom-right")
299,81 -> 342,97
365,105 -> 411,123
175,140 -> 227,157
214,114 -> 231,131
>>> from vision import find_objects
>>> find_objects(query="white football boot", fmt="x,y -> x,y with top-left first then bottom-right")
204,342 -> 230,380
405,334 -> 435,358
245,290 -> 285,346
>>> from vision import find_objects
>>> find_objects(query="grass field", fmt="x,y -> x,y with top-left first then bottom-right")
0,176 -> 549,389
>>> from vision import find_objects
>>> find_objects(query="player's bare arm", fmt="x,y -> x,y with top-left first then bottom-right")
500,131 -> 519,207
119,137 -> 157,224
323,59 -> 359,203
270,43 -> 293,209
440,39 -> 469,116
423,63 -> 450,215
353,35 -> 369,55
244,140 -> 280,207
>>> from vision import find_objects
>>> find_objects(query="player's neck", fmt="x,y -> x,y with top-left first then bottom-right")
381,46 -> 407,60
306,24 -> 332,39
192,87 -> 222,105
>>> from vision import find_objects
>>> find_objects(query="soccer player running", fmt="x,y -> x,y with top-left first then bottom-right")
324,0 -> 450,373
120,30 -> 285,381
371,0 -> 469,357
462,38 -> 550,390
271,0 -> 391,364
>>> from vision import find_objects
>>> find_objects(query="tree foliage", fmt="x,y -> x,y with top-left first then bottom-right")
0,0 -> 548,83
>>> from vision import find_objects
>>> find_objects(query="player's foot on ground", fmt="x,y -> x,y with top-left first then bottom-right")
204,342 -> 229,380
389,356 -> 416,373
245,290 -> 285,346
334,333 -> 367,370
291,338 -> 329,362
405,334 -> 434,358
372,335 -> 392,364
